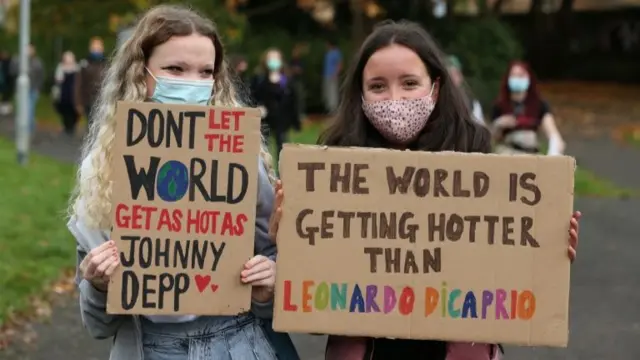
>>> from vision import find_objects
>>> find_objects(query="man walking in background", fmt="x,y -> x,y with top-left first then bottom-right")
0,50 -> 12,115
322,38 -> 342,114
75,37 -> 107,128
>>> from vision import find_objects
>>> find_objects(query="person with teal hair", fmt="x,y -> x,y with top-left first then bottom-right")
446,55 -> 485,125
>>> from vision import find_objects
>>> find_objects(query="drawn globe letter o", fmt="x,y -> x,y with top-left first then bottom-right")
156,160 -> 189,202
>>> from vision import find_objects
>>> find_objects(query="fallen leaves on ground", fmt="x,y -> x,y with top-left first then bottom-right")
0,269 -> 76,351
539,82 -> 640,136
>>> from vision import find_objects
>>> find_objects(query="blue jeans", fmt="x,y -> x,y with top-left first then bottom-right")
261,319 -> 300,360
141,315 -> 278,360
28,90 -> 39,135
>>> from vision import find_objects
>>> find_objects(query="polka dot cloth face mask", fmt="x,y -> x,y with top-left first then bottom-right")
362,83 -> 436,144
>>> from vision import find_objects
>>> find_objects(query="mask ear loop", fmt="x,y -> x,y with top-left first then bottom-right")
429,77 -> 440,102
145,67 -> 159,101
145,67 -> 158,81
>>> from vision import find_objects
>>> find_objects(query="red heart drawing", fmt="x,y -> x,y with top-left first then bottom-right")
210,284 -> 219,292
194,275 -> 211,293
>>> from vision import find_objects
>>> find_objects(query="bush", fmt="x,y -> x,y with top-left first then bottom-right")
441,17 -> 523,109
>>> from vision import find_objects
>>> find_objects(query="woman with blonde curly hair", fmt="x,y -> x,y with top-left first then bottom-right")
66,5 -> 292,360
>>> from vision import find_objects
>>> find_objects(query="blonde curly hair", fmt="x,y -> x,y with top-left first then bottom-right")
69,5 -> 275,230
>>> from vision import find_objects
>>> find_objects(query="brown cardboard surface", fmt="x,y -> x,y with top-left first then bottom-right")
273,144 -> 575,347
106,101 -> 262,315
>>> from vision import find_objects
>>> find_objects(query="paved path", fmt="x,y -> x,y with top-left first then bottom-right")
565,133 -> 640,190
1,116 -> 640,359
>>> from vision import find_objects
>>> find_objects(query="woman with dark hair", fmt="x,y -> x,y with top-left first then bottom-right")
252,48 -> 300,167
269,20 -> 581,360
318,23 -> 489,153
491,61 -> 565,155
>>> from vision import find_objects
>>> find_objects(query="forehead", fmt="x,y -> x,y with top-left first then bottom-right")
150,34 -> 215,65
266,50 -> 280,58
510,64 -> 528,76
363,44 -> 428,79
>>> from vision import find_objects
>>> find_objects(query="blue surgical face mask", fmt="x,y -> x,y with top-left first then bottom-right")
508,77 -> 530,93
147,68 -> 214,105
266,58 -> 282,71
89,51 -> 103,61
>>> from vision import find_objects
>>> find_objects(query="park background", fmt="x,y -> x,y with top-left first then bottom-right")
0,0 -> 640,359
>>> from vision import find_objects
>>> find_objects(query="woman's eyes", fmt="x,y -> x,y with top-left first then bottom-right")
368,83 -> 385,91
162,66 -> 214,78
403,80 -> 419,88
164,66 -> 183,73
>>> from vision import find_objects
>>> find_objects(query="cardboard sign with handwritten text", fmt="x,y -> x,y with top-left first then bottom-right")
106,101 -> 262,315
273,145 -> 575,347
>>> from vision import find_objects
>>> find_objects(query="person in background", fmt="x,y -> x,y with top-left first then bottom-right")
229,53 -> 253,104
0,51 -> 15,115
491,61 -> 565,156
53,51 -> 80,136
290,43 -> 306,122
252,48 -> 300,168
446,55 -> 484,125
10,44 -> 44,135
0,50 -> 10,115
322,38 -> 342,114
75,37 -> 107,127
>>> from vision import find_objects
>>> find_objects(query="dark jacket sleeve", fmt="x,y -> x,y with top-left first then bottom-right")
250,160 -> 277,318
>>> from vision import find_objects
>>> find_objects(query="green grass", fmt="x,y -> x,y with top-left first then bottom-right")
574,167 -> 636,198
624,131 -> 640,148
0,138 -> 76,326
35,94 -> 59,125
278,122 -> 635,198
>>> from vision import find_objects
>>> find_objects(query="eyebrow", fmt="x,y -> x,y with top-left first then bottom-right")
162,60 -> 214,68
366,74 -> 421,82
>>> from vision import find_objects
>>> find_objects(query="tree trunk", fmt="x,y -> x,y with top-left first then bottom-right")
528,0 -> 545,73
555,0 -> 575,77
349,0 -> 365,48
492,0 -> 506,14
477,0 -> 489,16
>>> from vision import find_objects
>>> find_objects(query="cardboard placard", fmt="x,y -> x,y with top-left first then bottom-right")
273,144 -> 575,347
106,101 -> 262,315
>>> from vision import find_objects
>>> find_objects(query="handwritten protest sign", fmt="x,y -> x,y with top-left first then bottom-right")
106,101 -> 262,315
273,145 -> 575,347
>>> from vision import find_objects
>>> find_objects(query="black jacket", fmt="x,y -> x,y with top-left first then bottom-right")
251,73 -> 300,133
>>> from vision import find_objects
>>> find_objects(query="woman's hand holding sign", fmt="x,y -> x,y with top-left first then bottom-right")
242,255 -> 276,303
568,211 -> 581,263
79,240 -> 120,292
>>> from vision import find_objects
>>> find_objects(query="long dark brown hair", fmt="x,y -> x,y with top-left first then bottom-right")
318,20 -> 491,154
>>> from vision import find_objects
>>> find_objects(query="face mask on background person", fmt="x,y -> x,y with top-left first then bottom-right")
508,77 -> 530,93
146,68 -> 214,105
362,83 -> 437,144
266,58 -> 282,71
